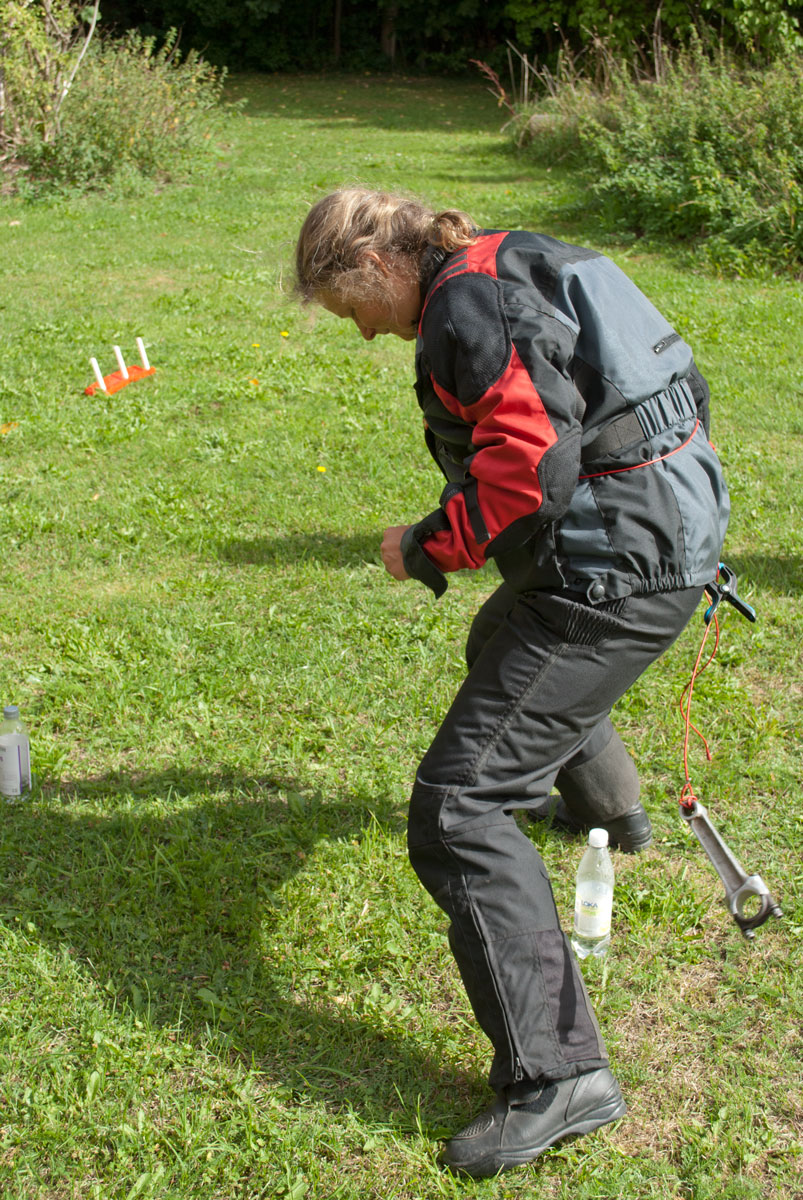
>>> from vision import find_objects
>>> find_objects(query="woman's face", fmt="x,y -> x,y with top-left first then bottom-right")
318,255 -> 421,342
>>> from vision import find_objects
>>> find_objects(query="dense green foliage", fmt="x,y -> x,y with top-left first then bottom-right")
505,0 -> 803,57
499,38 -> 803,273
0,0 -> 96,160
585,47 -> 803,272
0,6 -> 226,197
0,73 -> 801,1200
97,0 -> 512,73
95,0 -> 803,71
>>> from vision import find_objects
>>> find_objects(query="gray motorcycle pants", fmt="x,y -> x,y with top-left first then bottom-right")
407,584 -> 703,1090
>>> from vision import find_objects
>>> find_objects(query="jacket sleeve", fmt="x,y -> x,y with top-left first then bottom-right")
402,272 -> 583,593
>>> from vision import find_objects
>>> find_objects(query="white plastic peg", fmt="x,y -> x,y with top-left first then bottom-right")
113,345 -> 129,379
90,357 -> 108,392
136,337 -> 150,371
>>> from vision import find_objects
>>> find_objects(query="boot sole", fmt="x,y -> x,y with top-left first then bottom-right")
444,1097 -> 628,1178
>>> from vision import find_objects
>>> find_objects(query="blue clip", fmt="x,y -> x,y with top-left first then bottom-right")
704,562 -> 757,625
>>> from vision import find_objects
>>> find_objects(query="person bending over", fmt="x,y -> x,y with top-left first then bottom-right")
294,187 -> 729,1178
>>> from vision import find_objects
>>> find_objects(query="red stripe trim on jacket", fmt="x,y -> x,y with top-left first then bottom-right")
421,343 -> 560,573
464,231 -> 505,278
419,232 -> 507,324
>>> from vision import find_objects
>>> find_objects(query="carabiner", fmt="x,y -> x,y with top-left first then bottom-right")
704,562 -> 757,625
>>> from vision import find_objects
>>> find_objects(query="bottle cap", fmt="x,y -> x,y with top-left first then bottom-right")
589,827 -> 609,848
3,705 -> 19,720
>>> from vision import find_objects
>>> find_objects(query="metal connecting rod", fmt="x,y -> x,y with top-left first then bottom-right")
680,801 -> 782,938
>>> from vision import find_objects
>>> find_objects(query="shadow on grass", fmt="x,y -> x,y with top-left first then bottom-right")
224,72 -> 503,136
219,532 -> 381,567
0,768 -> 477,1134
723,553 -> 803,597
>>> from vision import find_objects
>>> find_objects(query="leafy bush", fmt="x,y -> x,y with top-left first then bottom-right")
504,0 -> 803,61
581,43 -> 803,272
3,17 -> 226,197
0,0 -> 101,167
494,36 -> 803,273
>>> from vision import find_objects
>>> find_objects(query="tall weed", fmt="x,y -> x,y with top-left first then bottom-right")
15,29 -> 226,197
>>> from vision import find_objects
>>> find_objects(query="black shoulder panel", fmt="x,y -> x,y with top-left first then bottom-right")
421,273 -> 511,406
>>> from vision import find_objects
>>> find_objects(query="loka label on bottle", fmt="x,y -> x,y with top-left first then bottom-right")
574,881 -> 613,938
0,734 -> 31,798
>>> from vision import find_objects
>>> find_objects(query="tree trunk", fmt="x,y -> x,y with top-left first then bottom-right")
333,0 -> 342,61
380,4 -> 398,63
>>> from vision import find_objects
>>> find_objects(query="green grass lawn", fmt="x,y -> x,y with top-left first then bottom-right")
0,73 -> 801,1199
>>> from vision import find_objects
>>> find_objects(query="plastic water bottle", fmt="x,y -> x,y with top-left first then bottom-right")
0,705 -> 32,800
572,827 -> 614,959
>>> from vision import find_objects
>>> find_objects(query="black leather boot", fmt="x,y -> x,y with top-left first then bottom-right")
529,727 -> 652,853
439,1067 -> 627,1178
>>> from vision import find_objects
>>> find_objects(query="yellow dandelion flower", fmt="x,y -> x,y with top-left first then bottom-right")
316,465 -> 326,473
252,342 -> 260,347
280,331 -> 290,338
249,378 -> 259,385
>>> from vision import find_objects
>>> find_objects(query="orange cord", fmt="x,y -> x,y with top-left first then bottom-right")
679,614 -> 720,812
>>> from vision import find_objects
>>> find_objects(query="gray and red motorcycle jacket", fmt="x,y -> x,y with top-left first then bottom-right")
400,231 -> 730,601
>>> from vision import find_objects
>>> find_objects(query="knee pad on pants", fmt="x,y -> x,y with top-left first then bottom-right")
407,779 -> 454,909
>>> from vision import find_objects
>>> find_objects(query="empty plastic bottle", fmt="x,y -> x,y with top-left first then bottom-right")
571,827 -> 615,959
0,705 -> 32,799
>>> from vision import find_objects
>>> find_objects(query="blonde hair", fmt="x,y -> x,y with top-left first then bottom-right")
294,187 -> 477,305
